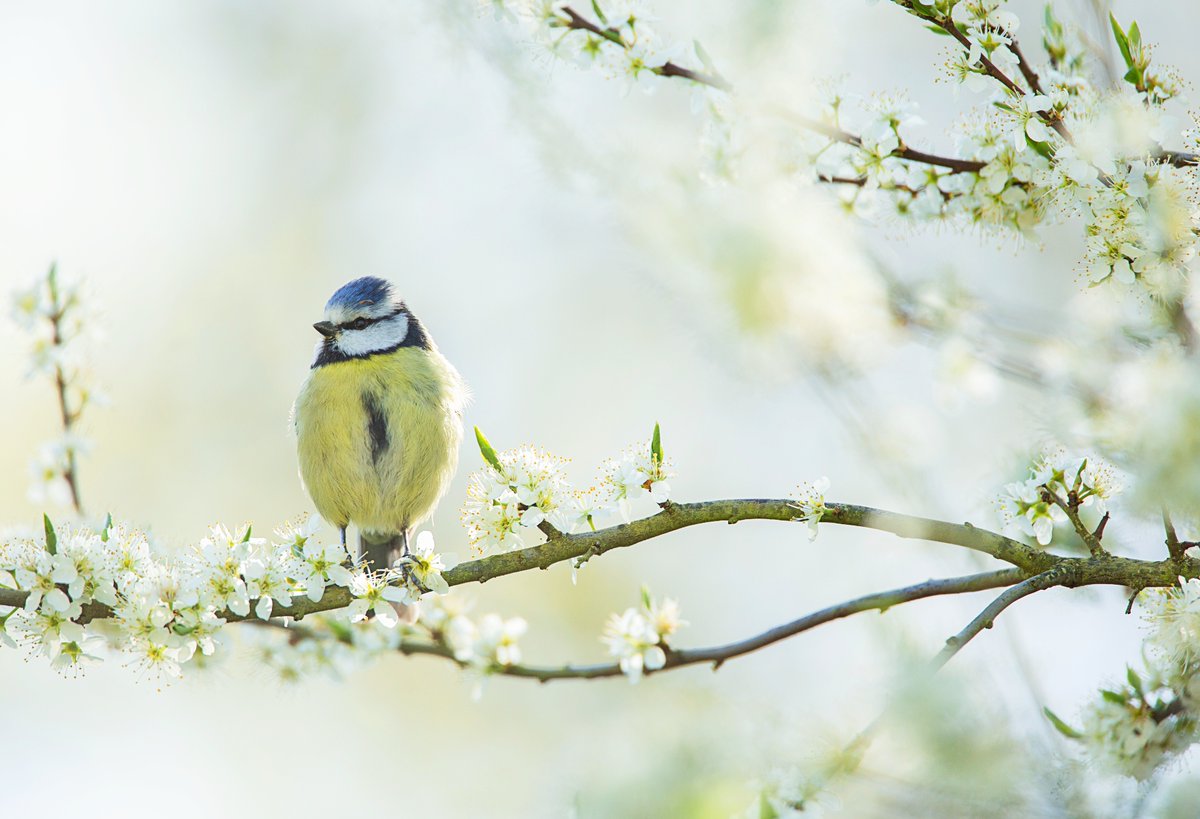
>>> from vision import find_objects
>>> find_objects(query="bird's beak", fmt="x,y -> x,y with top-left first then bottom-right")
313,321 -> 338,338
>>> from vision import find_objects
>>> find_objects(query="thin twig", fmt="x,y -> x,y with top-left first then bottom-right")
45,264 -> 83,515
558,6 -> 730,91
1163,508 -> 1185,560
1011,40 -> 1046,95
797,116 -> 985,174
931,568 -> 1064,669
1045,488 -> 1108,557
919,11 -> 1073,141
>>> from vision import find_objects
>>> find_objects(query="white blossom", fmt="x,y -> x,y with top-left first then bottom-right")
395,530 -> 452,597
792,477 -> 829,541
346,571 -> 408,629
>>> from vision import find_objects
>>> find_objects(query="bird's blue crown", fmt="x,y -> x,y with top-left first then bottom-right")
325,276 -> 398,316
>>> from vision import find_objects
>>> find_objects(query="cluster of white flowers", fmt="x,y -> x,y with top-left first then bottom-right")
997,448 -> 1121,545
0,514 -> 454,681
601,589 -> 684,682
1052,578 -> 1200,779
11,265 -> 101,510
601,439 -> 673,517
461,443 -> 573,553
461,426 -> 675,556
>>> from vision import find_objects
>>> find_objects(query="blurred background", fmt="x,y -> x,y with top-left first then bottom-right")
1,0 -> 1199,815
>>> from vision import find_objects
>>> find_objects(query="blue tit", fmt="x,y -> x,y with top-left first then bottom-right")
293,276 -> 467,571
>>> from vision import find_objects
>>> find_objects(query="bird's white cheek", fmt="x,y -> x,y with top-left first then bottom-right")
335,315 -> 409,356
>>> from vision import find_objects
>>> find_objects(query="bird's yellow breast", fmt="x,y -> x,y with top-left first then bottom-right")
293,347 -> 465,534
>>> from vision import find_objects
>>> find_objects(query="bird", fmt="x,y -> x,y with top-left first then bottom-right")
293,276 -> 467,573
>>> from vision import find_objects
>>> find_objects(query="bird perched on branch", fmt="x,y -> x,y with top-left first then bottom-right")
293,276 -> 467,572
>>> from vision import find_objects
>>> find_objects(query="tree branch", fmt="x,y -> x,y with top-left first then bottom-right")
274,568 -> 1026,682
931,568 -> 1064,669
3,498 -> 1196,625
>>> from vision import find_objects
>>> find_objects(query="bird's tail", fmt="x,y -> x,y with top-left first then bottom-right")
359,529 -> 409,572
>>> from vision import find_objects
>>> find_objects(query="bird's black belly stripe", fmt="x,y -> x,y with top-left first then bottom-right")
363,392 -> 390,465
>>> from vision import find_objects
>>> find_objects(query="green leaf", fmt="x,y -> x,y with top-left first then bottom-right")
1043,4 -> 1061,35
1043,707 -> 1083,739
43,514 -> 57,555
641,584 -> 652,610
1110,14 -> 1134,68
241,525 -> 253,543
1124,66 -> 1143,85
474,426 -> 503,472
1128,21 -> 1141,52
590,0 -> 607,25
909,0 -> 936,17
1027,135 -> 1055,161
757,792 -> 780,819
46,261 -> 59,302
1127,666 -> 1144,695
100,512 -> 113,542
651,422 -> 663,466
1101,689 -> 1127,705
924,24 -> 951,35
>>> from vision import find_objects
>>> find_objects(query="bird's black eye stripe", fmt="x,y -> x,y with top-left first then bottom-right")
338,307 -> 405,332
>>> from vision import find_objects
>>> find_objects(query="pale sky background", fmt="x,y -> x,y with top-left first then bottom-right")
1,1 -> 1198,816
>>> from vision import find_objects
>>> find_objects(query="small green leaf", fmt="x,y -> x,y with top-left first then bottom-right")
44,514 -> 57,555
1027,136 -> 1055,161
100,513 -> 113,542
1128,21 -> 1141,52
640,584 -> 652,610
1043,707 -> 1083,739
651,422 -> 663,466
241,525 -> 253,543
925,24 -> 951,35
757,792 -> 780,819
1127,666 -> 1144,695
474,426 -> 503,472
1110,13 -> 1134,68
1124,66 -> 1143,85
590,0 -> 607,25
1043,4 -> 1060,35
46,261 -> 59,304
1101,689 -> 1127,705
909,0 -> 936,17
